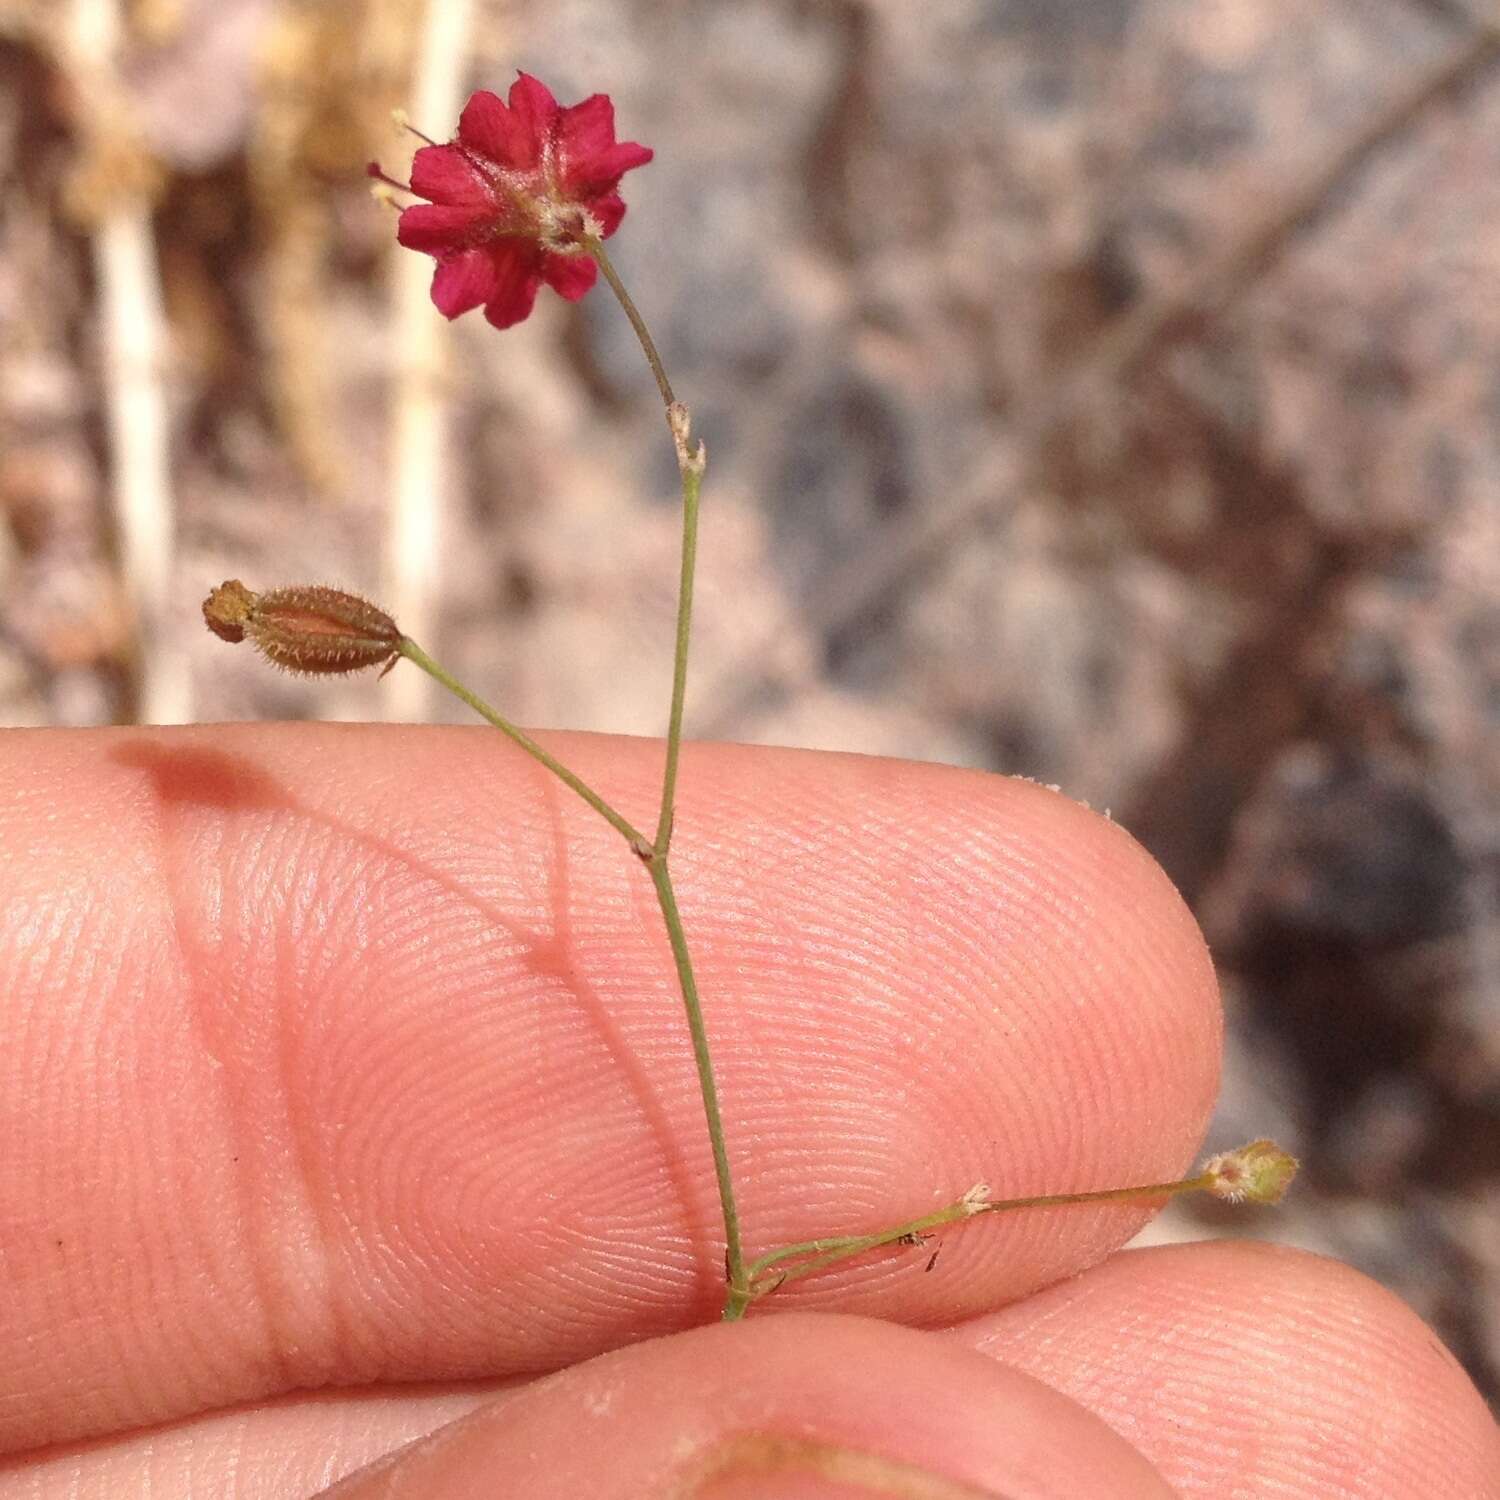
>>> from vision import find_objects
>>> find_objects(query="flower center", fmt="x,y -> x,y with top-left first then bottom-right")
451,141 -> 600,252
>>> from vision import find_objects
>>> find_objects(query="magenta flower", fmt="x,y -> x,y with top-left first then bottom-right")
383,73 -> 652,330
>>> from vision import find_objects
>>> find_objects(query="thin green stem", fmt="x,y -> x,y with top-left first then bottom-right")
744,1172 -> 1218,1302
973,1175 -> 1215,1213
649,859 -> 749,1315
586,237 -> 674,409
586,233 -> 748,1316
654,460 -> 700,854
397,637 -> 650,853
749,1218 -> 952,1284
585,237 -> 699,853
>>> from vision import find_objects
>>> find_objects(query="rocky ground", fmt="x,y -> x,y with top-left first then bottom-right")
2,0 -> 1496,1403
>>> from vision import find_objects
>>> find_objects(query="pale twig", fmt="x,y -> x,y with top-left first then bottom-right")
382,0 -> 478,722
63,0 -> 188,723
694,23 -> 1500,737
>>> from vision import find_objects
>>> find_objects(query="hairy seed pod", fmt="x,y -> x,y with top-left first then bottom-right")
202,581 -> 402,676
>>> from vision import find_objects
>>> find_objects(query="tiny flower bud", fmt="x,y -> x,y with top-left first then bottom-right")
202,581 -> 402,677
1201,1139 -> 1299,1205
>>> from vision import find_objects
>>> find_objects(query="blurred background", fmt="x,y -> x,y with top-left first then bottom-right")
1,0 -> 1496,1402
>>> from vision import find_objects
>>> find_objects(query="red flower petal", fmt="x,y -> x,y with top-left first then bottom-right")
507,72 -> 560,149
409,143 -> 491,206
396,202 -> 493,253
563,138 -> 654,197
458,89 -> 533,171
480,240 -> 544,329
557,93 -> 616,161
541,251 -> 598,302
588,191 -> 627,238
430,248 -> 502,319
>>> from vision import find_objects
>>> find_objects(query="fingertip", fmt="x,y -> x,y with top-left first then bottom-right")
957,1240 -> 1500,1499
317,1313 -> 1174,1499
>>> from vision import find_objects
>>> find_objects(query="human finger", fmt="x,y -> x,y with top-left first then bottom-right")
319,1313 -> 1176,1500
951,1240 -> 1500,1499
2,724 -> 1219,1449
0,1383 -> 499,1499
11,1248 -> 1491,1500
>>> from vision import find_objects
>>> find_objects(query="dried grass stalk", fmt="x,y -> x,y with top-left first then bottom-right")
64,0 -> 188,723
382,0 -> 481,722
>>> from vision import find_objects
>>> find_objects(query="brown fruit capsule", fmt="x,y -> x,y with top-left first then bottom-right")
202,581 -> 402,677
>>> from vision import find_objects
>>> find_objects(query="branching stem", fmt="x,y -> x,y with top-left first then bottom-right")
399,233 -> 1290,1324
397,637 -> 649,852
743,1171 -> 1219,1302
586,236 -> 748,1314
